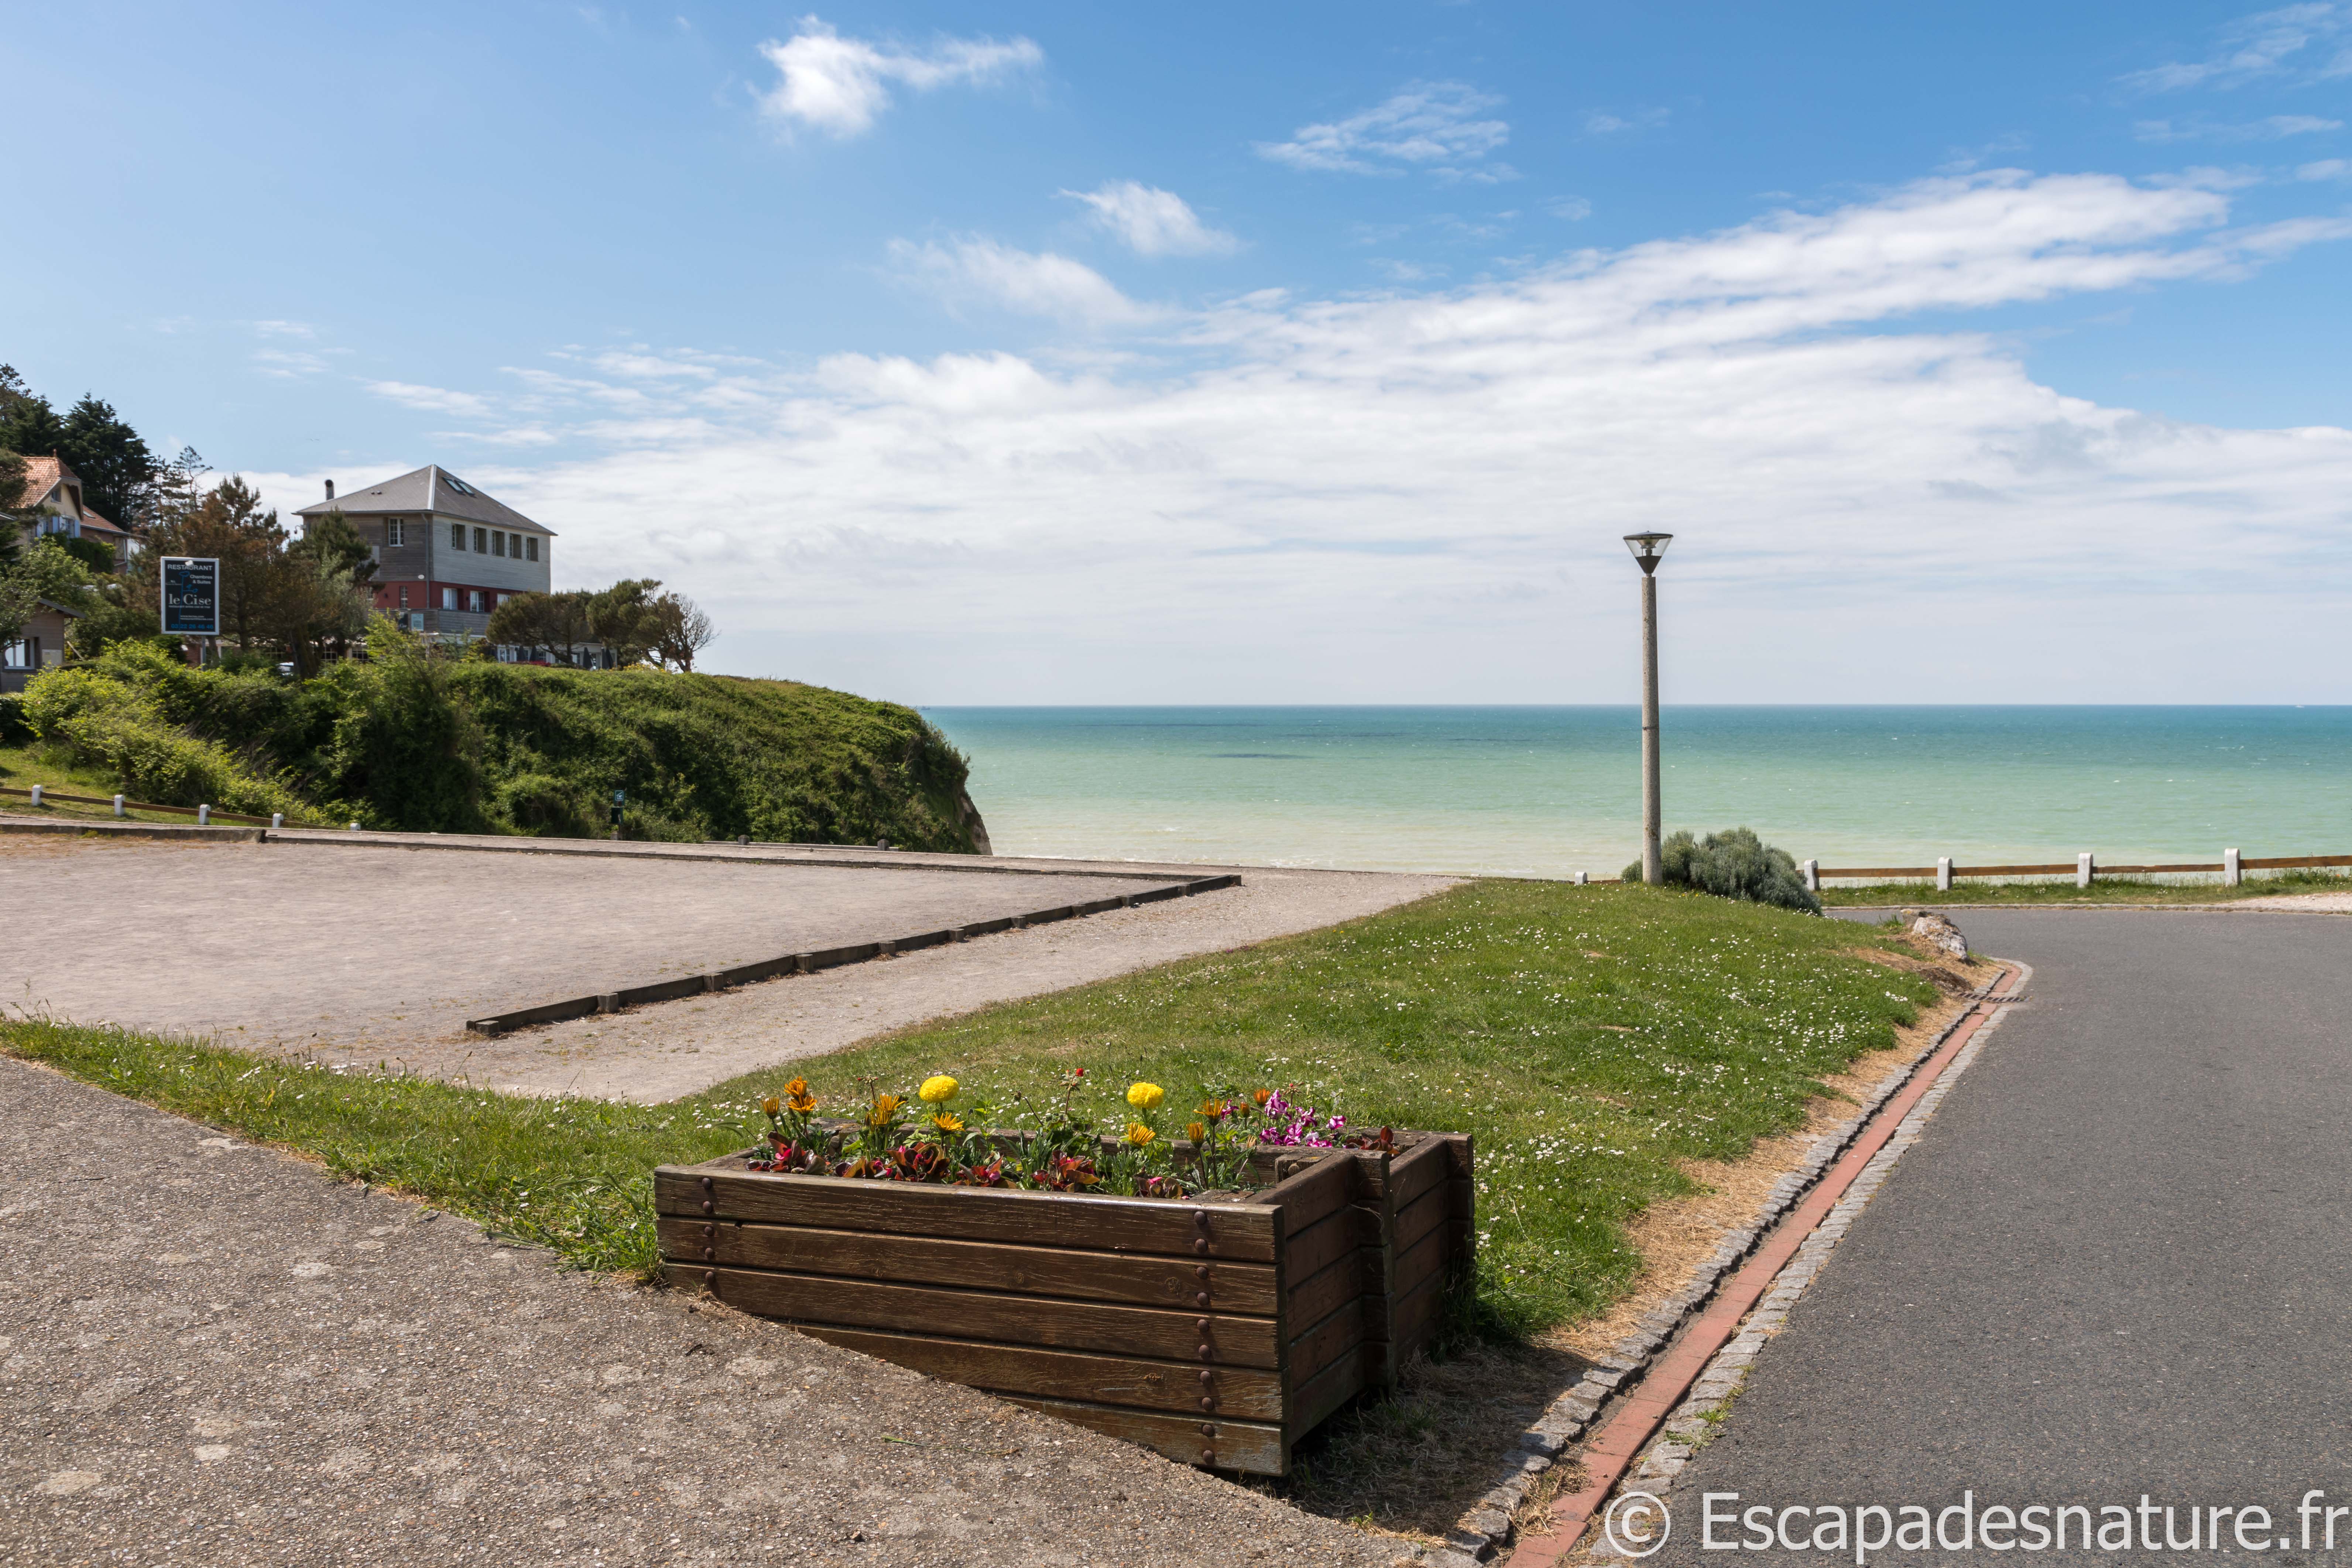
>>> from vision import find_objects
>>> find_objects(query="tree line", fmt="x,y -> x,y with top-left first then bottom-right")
486,580 -> 714,672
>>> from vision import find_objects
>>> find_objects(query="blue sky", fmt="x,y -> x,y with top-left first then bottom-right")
6,2 -> 2350,702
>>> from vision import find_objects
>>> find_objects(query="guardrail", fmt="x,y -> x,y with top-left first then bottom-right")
1802,848 -> 2352,891
0,783 -> 318,830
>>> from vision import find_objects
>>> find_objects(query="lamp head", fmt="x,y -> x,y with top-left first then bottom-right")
1622,532 -> 1673,575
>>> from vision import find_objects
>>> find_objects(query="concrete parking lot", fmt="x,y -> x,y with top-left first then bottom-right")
4,831 -> 1453,1099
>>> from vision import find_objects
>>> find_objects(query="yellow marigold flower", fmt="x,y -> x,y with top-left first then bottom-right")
1124,1123 -> 1156,1146
760,1096 -> 782,1117
1126,1081 -> 1165,1111
1186,1121 -> 1207,1143
919,1074 -> 960,1104
930,1112 -> 964,1133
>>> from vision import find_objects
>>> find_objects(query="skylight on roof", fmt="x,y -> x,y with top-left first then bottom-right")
442,473 -> 477,496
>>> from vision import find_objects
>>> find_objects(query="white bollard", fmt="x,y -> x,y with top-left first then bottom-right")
1937,857 -> 1953,892
28,784 -> 41,807
196,804 -> 210,826
1574,871 -> 1590,886
349,820 -> 361,831
2077,852 -> 2095,889
271,813 -> 284,829
112,793 -> 124,817
2223,847 -> 2241,888
1801,858 -> 1819,892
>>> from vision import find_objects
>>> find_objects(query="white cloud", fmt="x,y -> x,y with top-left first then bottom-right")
1584,108 -> 1670,136
757,17 -> 1041,138
367,381 -> 492,416
251,320 -> 316,339
252,349 -> 328,378
1547,197 -> 1594,220
2300,156 -> 2352,177
1255,81 -> 1511,180
887,237 -> 1153,326
383,171 -> 2352,703
2119,3 -> 2352,92
2134,113 -> 2344,140
1061,182 -> 1239,257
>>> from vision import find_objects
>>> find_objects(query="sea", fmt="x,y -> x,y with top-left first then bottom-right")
920,707 -> 2352,879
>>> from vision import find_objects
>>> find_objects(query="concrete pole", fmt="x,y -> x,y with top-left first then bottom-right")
2077,852 -> 2095,889
1937,857 -> 1953,892
1801,859 -> 1819,892
2223,847 -> 2241,887
1640,569 -> 1663,885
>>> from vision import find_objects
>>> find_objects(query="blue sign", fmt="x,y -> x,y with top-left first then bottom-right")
161,557 -> 221,637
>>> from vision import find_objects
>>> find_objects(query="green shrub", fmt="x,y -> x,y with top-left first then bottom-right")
19,636 -> 984,849
18,655 -> 305,817
0,692 -> 31,745
1625,826 -> 1822,915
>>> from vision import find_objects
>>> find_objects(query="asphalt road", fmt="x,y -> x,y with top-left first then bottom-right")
1642,910 -> 2352,1567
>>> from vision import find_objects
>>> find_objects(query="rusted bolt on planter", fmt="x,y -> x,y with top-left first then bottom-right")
652,1130 -> 1474,1475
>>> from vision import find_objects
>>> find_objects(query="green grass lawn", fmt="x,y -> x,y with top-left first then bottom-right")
0,737 -> 219,824
0,881 -> 1937,1339
1820,869 -> 2350,906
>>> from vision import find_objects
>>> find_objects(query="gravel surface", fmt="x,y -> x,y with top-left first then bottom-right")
0,833 -> 1453,1102
1642,909 -> 2352,1564
0,1056 -> 1407,1568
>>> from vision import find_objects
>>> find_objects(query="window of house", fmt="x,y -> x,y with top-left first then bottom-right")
384,519 -> 405,548
526,536 -> 539,563
468,590 -> 486,613
473,527 -> 488,553
441,588 -> 457,611
488,531 -> 502,558
2,638 -> 27,670
451,523 -> 466,550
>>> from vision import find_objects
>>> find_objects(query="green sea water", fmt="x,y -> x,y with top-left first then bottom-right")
921,707 -> 2352,879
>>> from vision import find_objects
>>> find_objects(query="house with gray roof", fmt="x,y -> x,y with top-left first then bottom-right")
294,466 -> 556,646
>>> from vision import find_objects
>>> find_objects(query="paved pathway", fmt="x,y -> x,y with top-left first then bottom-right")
1639,909 -> 2352,1565
0,1056 -> 1403,1568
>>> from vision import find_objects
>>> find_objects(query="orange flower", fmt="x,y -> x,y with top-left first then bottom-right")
783,1077 -> 817,1114
1251,1088 -> 1273,1107
760,1095 -> 782,1117
1186,1121 -> 1207,1143
930,1112 -> 964,1133
867,1093 -> 904,1127
1124,1123 -> 1156,1147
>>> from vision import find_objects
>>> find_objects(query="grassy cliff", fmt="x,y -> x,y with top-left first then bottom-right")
16,641 -> 988,850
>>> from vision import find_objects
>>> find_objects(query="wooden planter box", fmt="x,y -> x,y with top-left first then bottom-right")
652,1132 -> 1472,1475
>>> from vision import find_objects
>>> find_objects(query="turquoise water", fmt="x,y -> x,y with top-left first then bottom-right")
921,707 -> 2352,879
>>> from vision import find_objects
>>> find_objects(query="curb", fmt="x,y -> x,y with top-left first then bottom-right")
460,874 -> 1243,1035
0,818 -> 266,843
1584,981 -> 2028,1560
1425,964 -> 2026,1566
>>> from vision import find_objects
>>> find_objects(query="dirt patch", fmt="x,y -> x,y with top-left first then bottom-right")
1272,1338 -> 1590,1542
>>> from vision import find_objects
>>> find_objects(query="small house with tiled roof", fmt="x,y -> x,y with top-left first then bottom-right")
1,596 -> 80,693
293,465 -> 555,642
9,455 -> 139,569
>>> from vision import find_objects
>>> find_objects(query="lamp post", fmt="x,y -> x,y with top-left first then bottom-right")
1623,532 -> 1673,884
